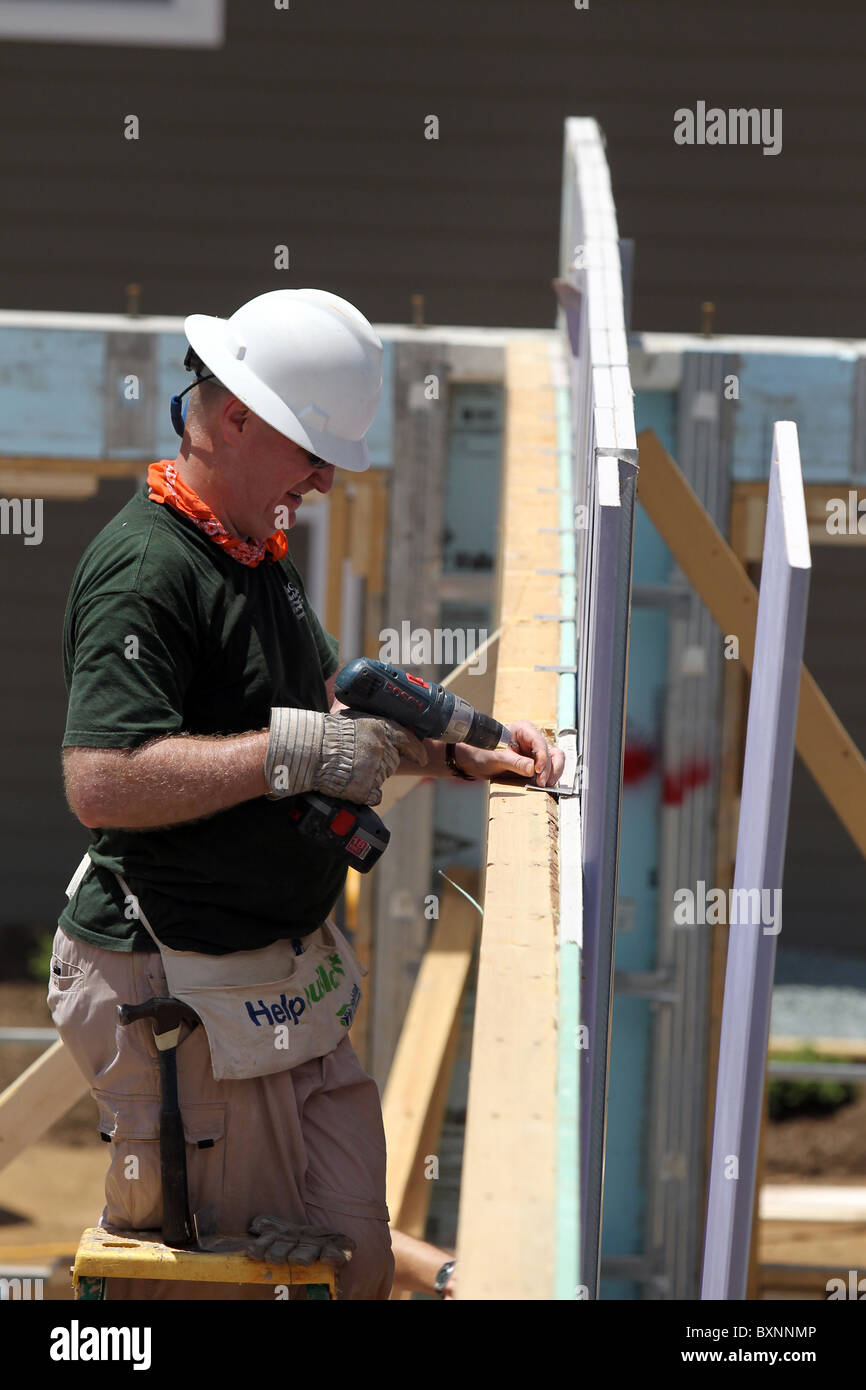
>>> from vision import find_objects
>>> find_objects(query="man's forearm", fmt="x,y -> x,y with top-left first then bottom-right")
65,731 -> 270,831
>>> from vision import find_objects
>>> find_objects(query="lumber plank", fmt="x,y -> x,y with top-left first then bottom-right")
0,1041 -> 89,1175
382,867 -> 479,1232
455,338 -> 561,1300
324,481 -> 348,637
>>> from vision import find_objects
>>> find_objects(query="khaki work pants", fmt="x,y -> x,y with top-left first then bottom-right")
48,926 -> 394,1301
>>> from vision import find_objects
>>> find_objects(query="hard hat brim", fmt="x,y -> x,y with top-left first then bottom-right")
183,313 -> 372,472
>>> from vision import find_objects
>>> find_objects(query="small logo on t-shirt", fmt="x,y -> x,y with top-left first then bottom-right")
284,582 -> 307,623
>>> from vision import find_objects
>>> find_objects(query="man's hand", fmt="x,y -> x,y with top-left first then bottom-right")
449,719 -> 565,787
266,706 -> 427,804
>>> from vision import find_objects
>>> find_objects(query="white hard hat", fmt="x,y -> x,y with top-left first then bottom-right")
183,288 -> 383,472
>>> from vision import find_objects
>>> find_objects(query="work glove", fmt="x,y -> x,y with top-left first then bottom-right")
265,706 -> 427,805
245,1214 -> 356,1267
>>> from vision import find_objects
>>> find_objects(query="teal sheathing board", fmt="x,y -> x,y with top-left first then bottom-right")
156,331 -> 189,460
599,387 -> 676,1299
0,328 -> 105,456
0,326 -> 395,467
731,353 -> 859,482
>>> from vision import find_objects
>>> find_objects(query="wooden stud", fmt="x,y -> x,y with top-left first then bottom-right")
0,1040 -> 89,1175
324,481 -> 349,637
382,867 -> 479,1235
454,339 -> 561,1301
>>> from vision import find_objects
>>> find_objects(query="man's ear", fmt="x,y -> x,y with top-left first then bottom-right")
221,393 -> 249,442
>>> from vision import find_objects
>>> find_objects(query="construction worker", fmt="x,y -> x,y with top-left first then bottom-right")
49,288 -> 564,1300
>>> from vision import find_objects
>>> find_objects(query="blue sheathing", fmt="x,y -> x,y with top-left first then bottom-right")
0,324 -> 395,468
599,387 -> 676,1298
156,330 -> 190,460
366,338 -> 394,466
0,328 -> 105,457
731,353 -> 858,481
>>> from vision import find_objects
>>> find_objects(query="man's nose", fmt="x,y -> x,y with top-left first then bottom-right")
310,465 -> 336,495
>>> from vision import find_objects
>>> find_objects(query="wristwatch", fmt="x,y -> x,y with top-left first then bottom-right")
445,743 -> 475,781
434,1259 -> 455,1297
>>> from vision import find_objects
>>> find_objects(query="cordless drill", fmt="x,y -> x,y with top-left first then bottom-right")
288,658 -> 509,872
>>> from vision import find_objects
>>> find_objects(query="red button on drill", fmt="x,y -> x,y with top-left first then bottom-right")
330,808 -> 356,835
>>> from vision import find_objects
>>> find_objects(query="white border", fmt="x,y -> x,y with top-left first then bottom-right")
0,0 -> 224,48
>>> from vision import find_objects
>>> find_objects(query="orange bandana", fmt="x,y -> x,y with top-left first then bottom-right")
147,460 -> 288,568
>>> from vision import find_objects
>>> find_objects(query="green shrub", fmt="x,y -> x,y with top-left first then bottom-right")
768,1046 -> 859,1121
27,931 -> 56,985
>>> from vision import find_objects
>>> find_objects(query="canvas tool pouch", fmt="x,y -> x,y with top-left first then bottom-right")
64,853 -> 365,1082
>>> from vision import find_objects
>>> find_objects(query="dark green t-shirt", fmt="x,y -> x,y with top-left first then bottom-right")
59,486 -> 347,954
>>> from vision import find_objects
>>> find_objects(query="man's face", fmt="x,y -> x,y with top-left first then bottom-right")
228,407 -> 336,539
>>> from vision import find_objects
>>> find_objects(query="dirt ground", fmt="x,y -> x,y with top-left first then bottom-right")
2,980 -> 865,1299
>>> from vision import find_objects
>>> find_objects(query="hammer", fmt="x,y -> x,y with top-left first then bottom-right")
117,996 -> 200,1249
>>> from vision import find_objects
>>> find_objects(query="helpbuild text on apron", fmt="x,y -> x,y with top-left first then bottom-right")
65,853 -> 365,1082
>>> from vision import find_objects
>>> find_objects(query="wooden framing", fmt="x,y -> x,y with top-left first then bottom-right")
0,1041 -> 88,1175
381,866 -> 480,1238
734,482 -> 866,562
454,339 -> 562,1300
639,430 -> 866,1297
637,431 -> 866,861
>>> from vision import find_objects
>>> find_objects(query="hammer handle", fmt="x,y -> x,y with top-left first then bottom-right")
158,1048 -> 195,1249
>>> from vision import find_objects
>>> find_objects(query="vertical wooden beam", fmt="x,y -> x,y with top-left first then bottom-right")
364,475 -> 389,658
325,480 -> 349,639
370,341 -> 451,1085
382,867 -> 479,1235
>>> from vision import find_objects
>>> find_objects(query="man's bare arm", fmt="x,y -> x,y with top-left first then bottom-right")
63,733 -> 270,831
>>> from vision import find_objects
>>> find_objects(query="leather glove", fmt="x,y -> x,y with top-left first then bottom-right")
265,706 -> 427,804
245,1214 -> 356,1267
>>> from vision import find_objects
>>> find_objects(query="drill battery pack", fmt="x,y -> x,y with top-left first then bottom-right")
288,793 -> 391,873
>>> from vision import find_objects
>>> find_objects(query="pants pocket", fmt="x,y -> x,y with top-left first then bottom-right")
94,1091 -> 227,1236
46,933 -> 88,1020
95,1093 -> 163,1231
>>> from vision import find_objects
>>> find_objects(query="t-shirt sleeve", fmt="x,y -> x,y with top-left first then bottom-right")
63,588 -> 199,748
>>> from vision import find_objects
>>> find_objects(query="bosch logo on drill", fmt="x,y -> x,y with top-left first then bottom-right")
384,678 -> 425,715
244,952 -> 347,1027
